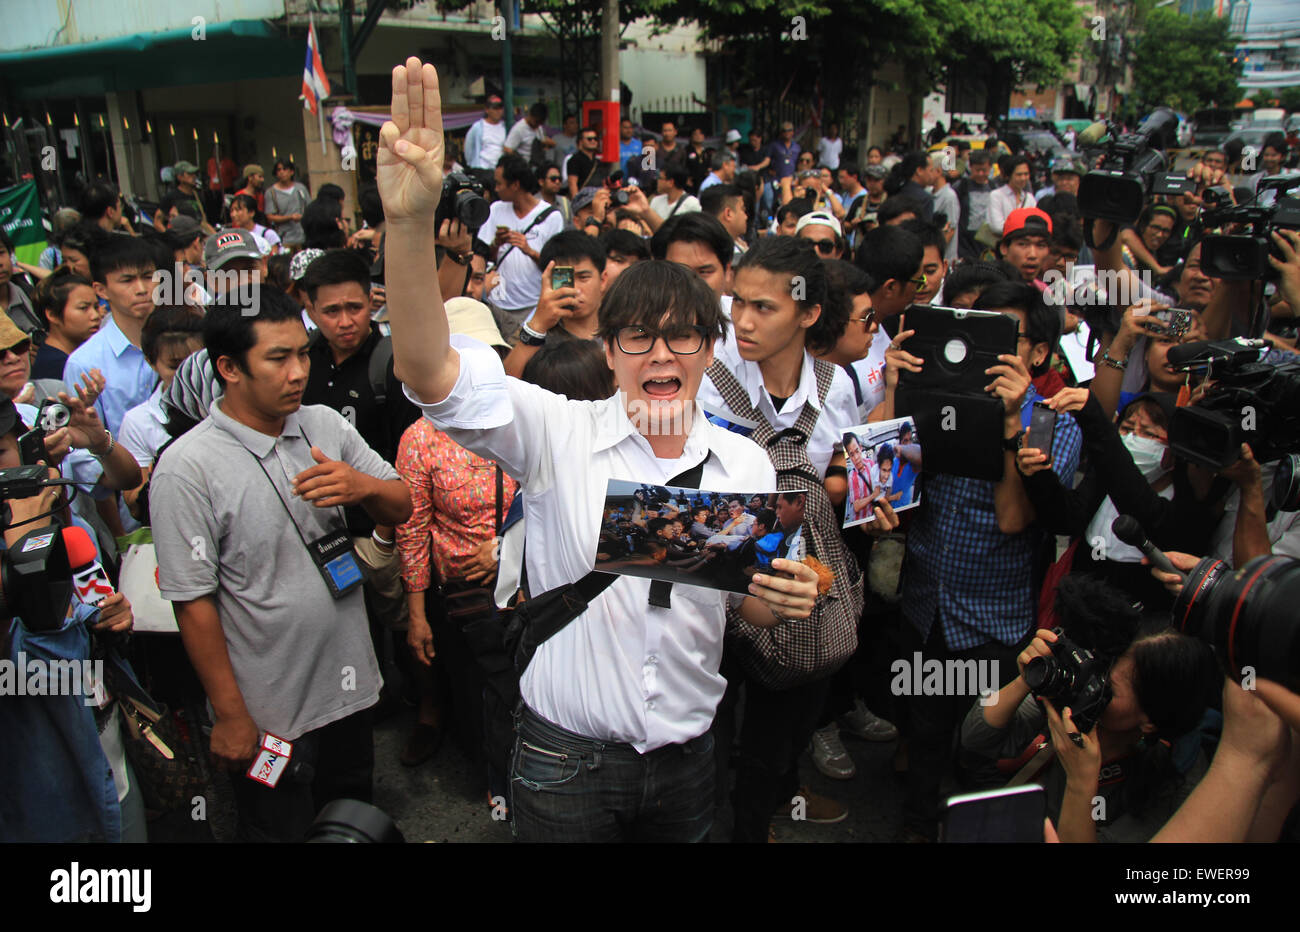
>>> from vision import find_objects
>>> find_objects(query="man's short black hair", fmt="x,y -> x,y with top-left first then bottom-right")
89,232 -> 159,285
316,183 -> 346,203
877,196 -> 924,225
299,248 -> 372,304
651,212 -> 733,271
648,516 -> 672,535
521,339 -> 615,401
973,280 -> 1060,375
661,164 -> 690,190
776,198 -> 812,228
898,218 -> 945,256
699,183 -> 743,217
940,260 -> 1013,304
204,285 -> 305,387
0,229 -> 12,254
599,228 -> 651,262
358,185 -> 384,229
967,149 -> 992,167
497,153 -> 538,193
528,102 -> 549,122
1051,220 -> 1083,252
839,162 -> 860,182
539,230 -> 607,273
80,181 -> 120,221
735,236 -> 845,355
824,258 -> 876,300
999,154 -> 1031,177
854,225 -> 923,289
754,508 -> 777,534
596,259 -> 727,347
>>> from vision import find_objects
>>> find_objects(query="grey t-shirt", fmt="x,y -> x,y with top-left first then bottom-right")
150,400 -> 398,739
265,182 -> 310,246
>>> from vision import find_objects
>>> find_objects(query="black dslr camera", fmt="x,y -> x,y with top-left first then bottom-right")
1196,176 -> 1300,281
436,171 -> 491,234
1022,628 -> 1112,734
1167,338 -> 1300,469
1174,555 -> 1300,693
1078,107 -> 1190,227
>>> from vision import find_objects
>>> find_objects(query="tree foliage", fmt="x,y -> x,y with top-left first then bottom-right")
1130,9 -> 1241,113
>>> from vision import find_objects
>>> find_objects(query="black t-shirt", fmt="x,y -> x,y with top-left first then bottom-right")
159,187 -> 208,224
32,343 -> 68,381
738,144 -> 766,169
567,151 -> 607,190
302,325 -> 420,534
685,148 -> 709,193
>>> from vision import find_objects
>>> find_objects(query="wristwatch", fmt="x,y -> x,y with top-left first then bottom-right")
1002,429 -> 1025,452
448,251 -> 473,266
518,321 -> 547,347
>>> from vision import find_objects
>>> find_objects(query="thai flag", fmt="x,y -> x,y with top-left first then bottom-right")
301,17 -> 331,115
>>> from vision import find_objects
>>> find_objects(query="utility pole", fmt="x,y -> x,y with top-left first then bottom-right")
502,0 -> 515,120
601,0 -> 619,118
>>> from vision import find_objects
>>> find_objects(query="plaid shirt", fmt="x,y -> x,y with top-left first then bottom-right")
902,389 -> 1082,651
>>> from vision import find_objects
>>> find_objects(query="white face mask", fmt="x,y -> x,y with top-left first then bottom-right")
1122,432 -> 1170,481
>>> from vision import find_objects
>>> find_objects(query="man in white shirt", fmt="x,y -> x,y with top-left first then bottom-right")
503,102 -> 555,162
464,95 -> 507,170
478,154 -> 565,341
987,155 -> 1036,239
378,57 -> 819,843
817,123 -> 843,170
647,165 -> 701,230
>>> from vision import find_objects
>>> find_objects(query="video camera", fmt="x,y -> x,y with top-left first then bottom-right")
1174,554 -> 1300,693
1078,108 -> 1191,226
1196,176 -> 1300,280
437,171 -> 491,234
1022,627 -> 1112,734
1166,338 -> 1300,469
0,465 -> 77,633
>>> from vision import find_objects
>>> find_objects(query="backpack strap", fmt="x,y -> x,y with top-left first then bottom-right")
368,335 -> 393,406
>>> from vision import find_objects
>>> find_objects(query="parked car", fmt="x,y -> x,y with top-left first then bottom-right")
1193,108 -> 1236,150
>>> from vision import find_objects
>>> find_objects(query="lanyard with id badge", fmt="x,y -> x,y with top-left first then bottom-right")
249,431 -> 364,600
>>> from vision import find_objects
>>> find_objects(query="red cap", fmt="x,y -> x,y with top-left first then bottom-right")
1002,207 -> 1053,240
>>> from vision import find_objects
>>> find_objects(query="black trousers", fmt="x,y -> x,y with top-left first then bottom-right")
731,673 -> 832,843
230,706 -> 375,843
901,621 -> 1018,839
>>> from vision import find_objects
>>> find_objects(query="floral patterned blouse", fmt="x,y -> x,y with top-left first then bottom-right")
395,418 -> 517,592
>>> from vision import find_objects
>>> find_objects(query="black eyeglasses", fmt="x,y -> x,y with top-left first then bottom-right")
615,325 -> 708,355
1,339 -> 31,359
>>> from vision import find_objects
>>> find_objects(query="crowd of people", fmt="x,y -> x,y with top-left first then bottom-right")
4,54 -> 1300,846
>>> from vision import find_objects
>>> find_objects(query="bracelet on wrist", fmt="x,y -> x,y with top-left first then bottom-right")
519,320 -> 548,346
372,530 -> 395,547
1099,349 -> 1128,371
92,430 -> 114,458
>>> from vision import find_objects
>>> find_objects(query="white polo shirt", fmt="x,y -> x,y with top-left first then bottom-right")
405,335 -> 776,752
698,335 -> 860,478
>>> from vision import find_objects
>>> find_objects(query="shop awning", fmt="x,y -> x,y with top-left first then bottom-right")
0,20 -> 304,100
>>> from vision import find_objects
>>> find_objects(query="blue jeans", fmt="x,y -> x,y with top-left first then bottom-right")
510,706 -> 715,843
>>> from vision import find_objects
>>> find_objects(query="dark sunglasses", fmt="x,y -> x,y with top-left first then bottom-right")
1,339 -> 31,359
811,239 -> 837,255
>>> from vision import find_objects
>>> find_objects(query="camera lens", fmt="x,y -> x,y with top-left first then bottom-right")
455,190 -> 491,232
305,799 -> 405,843
1022,655 -> 1060,696
1273,454 -> 1300,512
1175,554 -> 1300,691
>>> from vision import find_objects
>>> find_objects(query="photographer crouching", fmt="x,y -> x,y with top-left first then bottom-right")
960,576 -> 1218,843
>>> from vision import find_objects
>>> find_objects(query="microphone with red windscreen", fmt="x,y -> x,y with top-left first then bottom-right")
61,525 -> 115,607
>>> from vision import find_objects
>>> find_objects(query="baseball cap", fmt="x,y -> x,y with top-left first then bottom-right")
446,297 -> 509,351
863,164 -> 888,180
573,186 -> 601,213
204,228 -> 262,270
1002,207 -> 1053,241
1050,156 -> 1082,175
486,95 -> 504,107
242,163 -> 264,178
0,398 -> 22,437
167,214 -> 202,239
173,160 -> 199,175
725,129 -> 742,144
290,248 -> 326,282
795,211 -> 842,237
